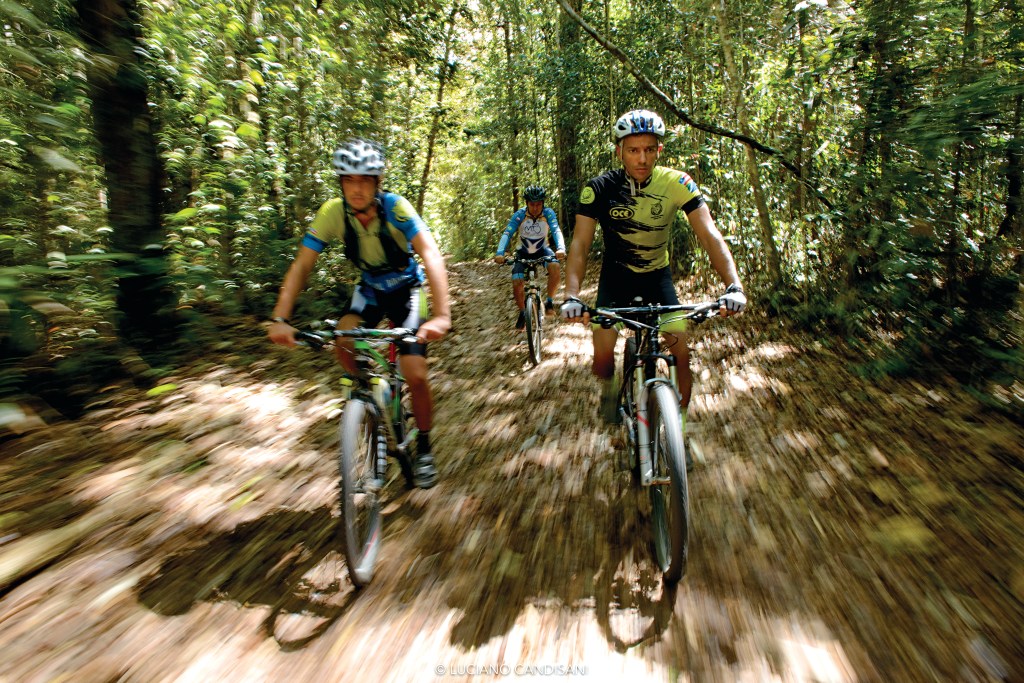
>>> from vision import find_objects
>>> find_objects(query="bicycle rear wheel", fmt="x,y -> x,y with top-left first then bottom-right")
647,382 -> 689,582
339,398 -> 384,587
525,294 -> 543,365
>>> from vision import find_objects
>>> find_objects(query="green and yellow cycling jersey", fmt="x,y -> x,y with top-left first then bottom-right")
578,167 -> 705,274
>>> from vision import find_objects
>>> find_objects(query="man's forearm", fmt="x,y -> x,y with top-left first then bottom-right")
422,253 -> 451,319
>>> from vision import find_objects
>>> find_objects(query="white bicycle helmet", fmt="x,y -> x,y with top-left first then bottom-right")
613,109 -> 666,141
332,138 -> 386,176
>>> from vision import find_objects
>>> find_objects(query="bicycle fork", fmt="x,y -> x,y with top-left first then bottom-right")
628,371 -> 679,487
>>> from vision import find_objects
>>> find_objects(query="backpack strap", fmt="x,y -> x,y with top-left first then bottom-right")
341,193 -> 414,276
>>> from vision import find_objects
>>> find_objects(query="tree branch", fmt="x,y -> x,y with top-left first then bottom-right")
554,0 -> 833,211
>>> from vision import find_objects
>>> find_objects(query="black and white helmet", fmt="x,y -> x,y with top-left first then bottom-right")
613,109 -> 666,141
332,138 -> 386,176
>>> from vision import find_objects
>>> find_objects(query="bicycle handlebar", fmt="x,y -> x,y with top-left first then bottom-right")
499,254 -> 561,265
577,300 -> 722,331
295,325 -> 419,349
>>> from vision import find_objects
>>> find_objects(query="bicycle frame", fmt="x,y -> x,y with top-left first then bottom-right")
623,328 -> 678,487
302,325 -> 417,455
505,255 -> 558,296
591,302 -> 718,487
346,330 -> 418,455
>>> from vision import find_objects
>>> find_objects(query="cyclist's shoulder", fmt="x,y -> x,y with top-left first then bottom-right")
586,168 -> 624,189
380,192 -> 425,230
309,197 -> 346,237
316,196 -> 345,216
581,169 -> 624,207
653,167 -> 701,195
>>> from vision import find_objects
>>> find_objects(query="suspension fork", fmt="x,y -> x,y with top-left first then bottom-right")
633,335 -> 680,486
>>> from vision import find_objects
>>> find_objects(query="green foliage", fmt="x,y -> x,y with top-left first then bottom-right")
0,0 -> 1021,399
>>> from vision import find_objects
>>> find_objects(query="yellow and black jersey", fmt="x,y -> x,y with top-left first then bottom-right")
578,167 -> 704,273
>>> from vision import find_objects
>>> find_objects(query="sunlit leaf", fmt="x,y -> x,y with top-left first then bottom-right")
31,147 -> 83,173
235,122 -> 260,140
146,383 -> 179,397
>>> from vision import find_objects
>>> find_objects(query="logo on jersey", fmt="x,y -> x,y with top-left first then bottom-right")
679,173 -> 699,195
609,206 -> 634,220
651,201 -> 664,218
393,199 -> 416,223
580,187 -> 596,205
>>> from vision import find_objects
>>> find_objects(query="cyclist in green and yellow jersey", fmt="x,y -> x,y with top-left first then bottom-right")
561,109 -> 747,422
268,138 -> 450,488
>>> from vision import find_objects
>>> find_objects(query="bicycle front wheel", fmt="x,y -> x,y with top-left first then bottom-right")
647,382 -> 689,582
339,398 -> 384,587
525,294 -> 543,365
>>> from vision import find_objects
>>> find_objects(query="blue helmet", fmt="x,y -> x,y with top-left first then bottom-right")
613,109 -> 666,141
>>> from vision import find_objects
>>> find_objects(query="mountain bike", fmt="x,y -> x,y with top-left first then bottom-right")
505,254 -> 559,365
296,324 -> 419,587
585,299 -> 721,583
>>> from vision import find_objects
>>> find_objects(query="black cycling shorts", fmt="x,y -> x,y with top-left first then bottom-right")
595,264 -> 680,308
344,283 -> 428,357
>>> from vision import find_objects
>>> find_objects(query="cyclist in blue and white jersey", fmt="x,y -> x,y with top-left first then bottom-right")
494,186 -> 567,330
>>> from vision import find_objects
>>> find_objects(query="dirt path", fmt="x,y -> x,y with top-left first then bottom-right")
1,260 -> 1022,682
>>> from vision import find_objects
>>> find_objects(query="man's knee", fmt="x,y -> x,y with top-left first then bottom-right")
401,356 -> 428,382
592,358 -> 615,379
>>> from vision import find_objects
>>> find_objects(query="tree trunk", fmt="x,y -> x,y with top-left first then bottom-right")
998,94 -> 1023,239
556,0 -> 582,235
501,17 -> 521,213
76,0 -> 178,351
417,7 -> 459,214
716,0 -> 782,284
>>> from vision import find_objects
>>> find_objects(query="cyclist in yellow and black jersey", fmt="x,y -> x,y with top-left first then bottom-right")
562,109 -> 747,424
580,166 -> 704,274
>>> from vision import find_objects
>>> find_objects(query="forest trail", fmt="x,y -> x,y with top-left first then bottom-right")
1,259 -> 1022,682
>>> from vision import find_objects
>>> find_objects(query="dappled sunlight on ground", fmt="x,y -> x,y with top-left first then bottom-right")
0,261 -> 1022,682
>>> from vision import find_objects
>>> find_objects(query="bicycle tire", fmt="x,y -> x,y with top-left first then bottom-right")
395,383 -> 417,489
622,337 -> 640,477
339,398 -> 384,587
525,294 -> 542,365
647,382 -> 689,582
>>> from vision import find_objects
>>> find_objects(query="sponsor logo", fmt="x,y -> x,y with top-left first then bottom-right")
651,201 -> 663,218
580,187 -> 596,204
393,198 -> 416,223
609,206 -> 634,220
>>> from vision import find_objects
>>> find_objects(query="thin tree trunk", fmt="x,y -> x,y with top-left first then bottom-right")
501,17 -> 521,212
556,0 -> 582,234
716,0 -> 782,285
417,6 -> 459,213
998,94 -> 1023,239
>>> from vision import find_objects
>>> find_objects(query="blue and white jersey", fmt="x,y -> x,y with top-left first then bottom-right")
496,206 -> 565,256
